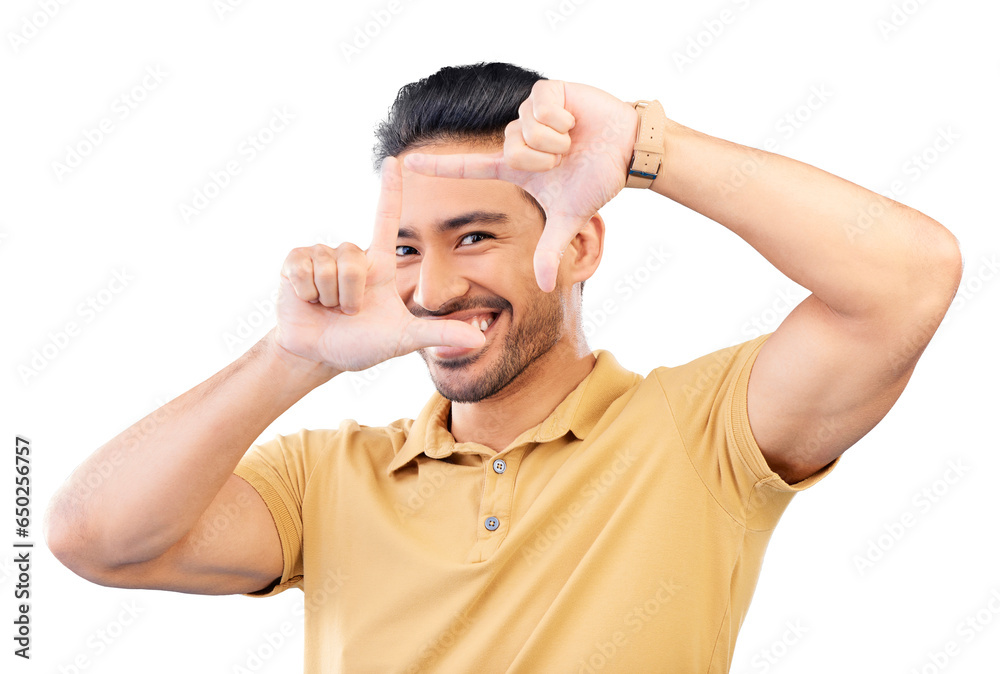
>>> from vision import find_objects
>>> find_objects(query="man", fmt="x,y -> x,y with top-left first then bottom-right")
46,62 -> 962,672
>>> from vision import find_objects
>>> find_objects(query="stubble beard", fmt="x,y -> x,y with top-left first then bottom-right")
419,292 -> 564,403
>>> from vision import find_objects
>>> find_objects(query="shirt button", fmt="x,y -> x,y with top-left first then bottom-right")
492,458 -> 507,474
484,517 -> 500,531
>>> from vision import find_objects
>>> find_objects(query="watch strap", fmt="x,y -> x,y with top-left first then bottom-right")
625,99 -> 666,189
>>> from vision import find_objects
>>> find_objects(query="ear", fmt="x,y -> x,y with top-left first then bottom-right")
560,213 -> 605,286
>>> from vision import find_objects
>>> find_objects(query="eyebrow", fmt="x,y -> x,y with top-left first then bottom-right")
397,210 -> 510,240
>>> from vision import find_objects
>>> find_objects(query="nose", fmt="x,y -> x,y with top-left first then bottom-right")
412,251 -> 470,312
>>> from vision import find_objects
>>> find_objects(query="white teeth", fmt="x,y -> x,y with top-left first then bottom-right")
465,313 -> 496,332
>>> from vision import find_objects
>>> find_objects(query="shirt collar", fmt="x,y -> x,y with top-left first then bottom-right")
386,350 -> 640,474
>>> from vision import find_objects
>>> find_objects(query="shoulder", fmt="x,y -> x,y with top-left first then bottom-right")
648,335 -> 770,406
242,418 -> 416,477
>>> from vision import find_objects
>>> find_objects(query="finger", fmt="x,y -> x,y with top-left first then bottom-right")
402,150 -> 504,180
400,317 -> 486,353
280,248 -> 319,302
517,98 -> 572,156
336,244 -> 367,314
504,120 -> 562,173
532,216 -> 584,293
312,245 -> 340,308
370,155 -> 403,257
528,80 -> 576,133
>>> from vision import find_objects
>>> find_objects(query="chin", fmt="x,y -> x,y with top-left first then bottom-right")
418,290 -> 565,403
425,353 -> 503,404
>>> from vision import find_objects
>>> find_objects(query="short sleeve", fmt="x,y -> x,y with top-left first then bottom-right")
655,334 -> 839,529
233,429 -> 313,597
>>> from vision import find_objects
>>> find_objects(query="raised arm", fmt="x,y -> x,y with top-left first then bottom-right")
648,120 -> 962,483
44,157 -> 484,594
402,79 -> 963,484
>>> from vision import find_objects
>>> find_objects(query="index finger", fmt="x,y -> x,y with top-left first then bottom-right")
527,79 -> 576,134
369,155 -> 403,256
402,150 -> 504,180
533,215 -> 584,293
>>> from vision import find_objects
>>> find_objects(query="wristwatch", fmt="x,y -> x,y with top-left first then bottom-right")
625,99 -> 666,189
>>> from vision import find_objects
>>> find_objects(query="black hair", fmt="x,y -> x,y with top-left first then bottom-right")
372,61 -> 547,223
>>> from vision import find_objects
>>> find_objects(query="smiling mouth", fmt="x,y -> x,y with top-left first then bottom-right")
462,311 -> 499,332
422,310 -> 503,363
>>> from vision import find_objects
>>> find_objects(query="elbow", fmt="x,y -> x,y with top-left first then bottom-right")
44,495 -> 93,579
867,223 -> 962,376
44,493 -> 122,586
932,228 -> 964,305
44,492 -> 75,564
903,221 -> 963,322
45,490 -> 174,588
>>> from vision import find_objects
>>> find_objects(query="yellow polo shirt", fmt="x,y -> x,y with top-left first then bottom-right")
233,334 -> 837,673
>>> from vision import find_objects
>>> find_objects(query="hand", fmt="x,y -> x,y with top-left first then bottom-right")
402,79 -> 639,292
273,156 -> 485,372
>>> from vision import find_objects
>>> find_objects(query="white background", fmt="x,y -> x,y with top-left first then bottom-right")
2,0 -> 998,672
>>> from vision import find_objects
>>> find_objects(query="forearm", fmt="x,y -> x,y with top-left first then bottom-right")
45,328 -> 338,567
650,119 -> 962,322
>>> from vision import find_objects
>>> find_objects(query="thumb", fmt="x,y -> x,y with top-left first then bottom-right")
532,215 -> 584,292
399,317 -> 486,353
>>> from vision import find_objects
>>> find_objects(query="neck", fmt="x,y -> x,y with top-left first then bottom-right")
449,339 -> 596,451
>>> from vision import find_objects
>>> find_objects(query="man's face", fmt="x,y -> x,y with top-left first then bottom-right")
395,143 -> 568,403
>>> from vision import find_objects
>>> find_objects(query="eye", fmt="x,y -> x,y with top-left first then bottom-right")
459,232 -> 493,246
395,245 -> 418,257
